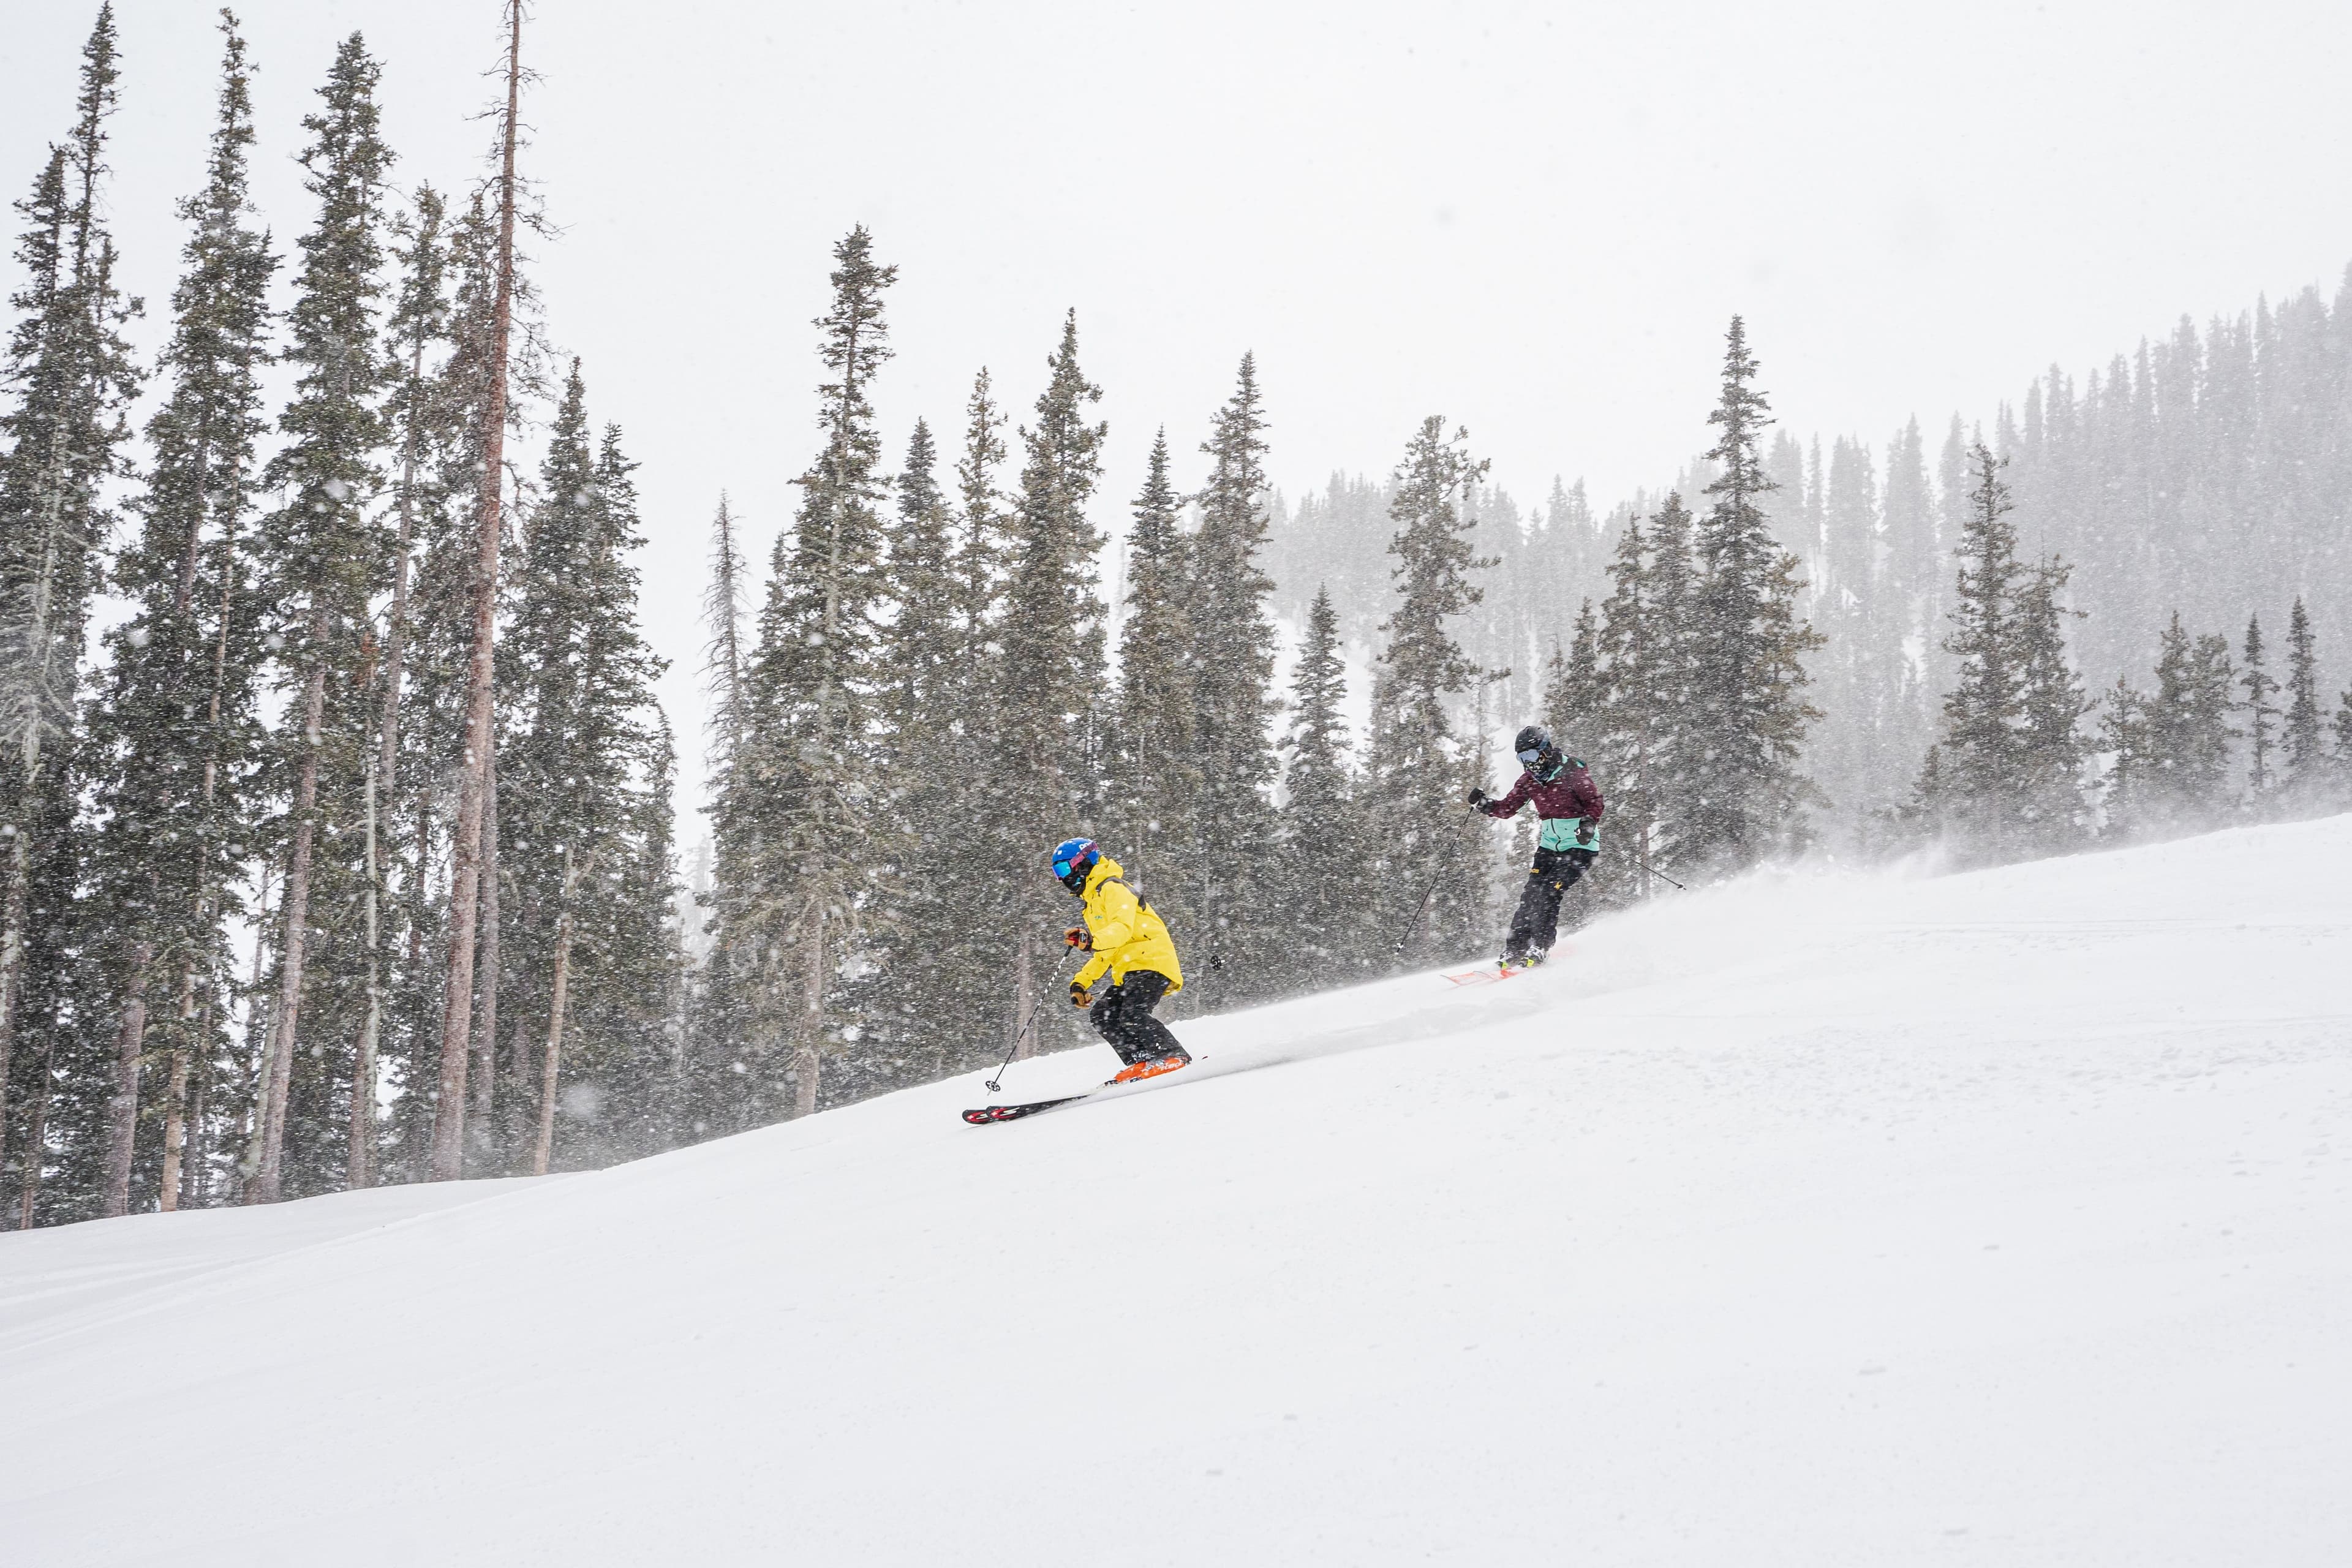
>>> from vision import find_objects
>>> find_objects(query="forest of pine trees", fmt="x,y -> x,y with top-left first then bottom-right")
5,6 -> 2351,1226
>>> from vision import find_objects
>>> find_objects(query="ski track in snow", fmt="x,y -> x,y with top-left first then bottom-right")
4,818 -> 2350,1566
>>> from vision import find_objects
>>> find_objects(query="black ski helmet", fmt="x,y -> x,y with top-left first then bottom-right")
1513,725 -> 1556,767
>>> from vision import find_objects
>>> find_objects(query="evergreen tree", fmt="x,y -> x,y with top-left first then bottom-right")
1186,355 -> 1279,1008
716,227 -> 896,1121
1106,430 -> 1199,938
2280,597 -> 2324,794
2097,676 -> 2152,835
1272,587 -> 1364,992
1368,418 -> 1491,963
1639,492 -> 1705,873
1575,513 -> 1662,894
2239,612 -> 2280,801
2013,557 -> 2092,845
858,419 -> 970,1093
1683,317 -> 1822,871
0,6 -> 140,1219
430,2 -> 529,1181
2144,612 -> 2236,822
368,183 -> 451,1186
1918,443 -> 2026,851
80,13 -> 273,1215
679,493 -> 753,1137
992,314 -> 1108,1056
501,393 -> 674,1172
247,32 -> 394,1202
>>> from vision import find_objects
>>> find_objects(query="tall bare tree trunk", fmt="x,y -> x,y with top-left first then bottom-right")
431,2 -> 524,1181
100,933 -> 153,1216
162,1025 -> 195,1210
252,653 -> 326,1204
468,760 -> 500,1171
167,490 -> 246,1212
791,912 -> 824,1118
350,748 -> 381,1189
235,861 -> 273,1187
532,850 -> 576,1175
14,1035 -> 51,1229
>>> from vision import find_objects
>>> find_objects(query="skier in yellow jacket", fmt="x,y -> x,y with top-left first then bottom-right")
1052,837 -> 1189,1084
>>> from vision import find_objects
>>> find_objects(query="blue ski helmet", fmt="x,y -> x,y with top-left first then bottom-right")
1050,837 -> 1099,892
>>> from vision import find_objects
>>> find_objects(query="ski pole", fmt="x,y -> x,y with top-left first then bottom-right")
984,948 -> 1080,1095
1392,792 -> 1481,956
1392,871 -> 1444,956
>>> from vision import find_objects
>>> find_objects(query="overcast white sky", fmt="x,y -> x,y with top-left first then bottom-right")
7,1 -> 2351,820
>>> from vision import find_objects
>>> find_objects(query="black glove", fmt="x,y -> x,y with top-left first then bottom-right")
1069,982 -> 1090,1010
1575,821 -> 1597,848
1466,787 -> 1489,809
1064,925 -> 1091,951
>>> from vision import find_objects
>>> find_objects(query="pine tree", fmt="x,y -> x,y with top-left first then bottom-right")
992,314 -> 1109,1057
2097,676 -> 2152,835
2239,612 -> 2280,802
2144,612 -> 2236,823
1368,418 -> 1491,963
246,32 -> 394,1203
679,493 -> 753,1137
1186,355 -> 1279,1008
1639,492 -> 1704,873
81,13 -> 273,1215
2013,557 -> 2092,845
858,419 -> 970,1094
1683,317 -> 1823,871
1918,443 -> 2026,850
429,4 -> 528,1181
502,391 -> 673,1172
0,6 -> 141,1221
2280,597 -> 2324,795
1106,430 -> 1199,940
717,227 -> 897,1121
363,183 -> 451,1189
1273,587 -> 1363,992
1576,513 -> 1660,893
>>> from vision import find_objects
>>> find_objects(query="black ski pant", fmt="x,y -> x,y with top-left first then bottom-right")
1088,970 -> 1184,1065
1504,846 -> 1596,961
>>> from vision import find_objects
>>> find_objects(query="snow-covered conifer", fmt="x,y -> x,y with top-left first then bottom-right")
1186,356 -> 1280,1007
2280,597 -> 2323,794
2239,613 -> 2280,801
247,33 -> 394,1202
0,6 -> 141,1221
1369,418 -> 1491,963
718,227 -> 897,1120
80,15 -> 273,1215
1106,430 -> 1199,940
1273,587 -> 1364,990
1683,318 -> 1823,871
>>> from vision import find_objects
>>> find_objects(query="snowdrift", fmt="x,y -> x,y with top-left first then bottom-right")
5,819 -> 2350,1566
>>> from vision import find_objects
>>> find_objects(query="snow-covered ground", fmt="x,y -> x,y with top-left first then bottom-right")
5,819 -> 2349,1566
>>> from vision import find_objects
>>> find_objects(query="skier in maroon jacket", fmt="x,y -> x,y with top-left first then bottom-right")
1469,724 -> 1605,968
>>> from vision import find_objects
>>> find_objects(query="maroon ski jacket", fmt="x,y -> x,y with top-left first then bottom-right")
1482,761 -> 1605,829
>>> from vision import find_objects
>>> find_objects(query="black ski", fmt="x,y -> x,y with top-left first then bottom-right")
962,1096 -> 1089,1126
961,1058 -> 1199,1125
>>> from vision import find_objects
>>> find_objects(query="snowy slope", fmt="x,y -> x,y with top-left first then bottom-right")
4,819 -> 2350,1567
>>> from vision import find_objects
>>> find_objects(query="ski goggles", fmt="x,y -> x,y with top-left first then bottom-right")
1516,745 -> 1548,766
1053,854 -> 1087,880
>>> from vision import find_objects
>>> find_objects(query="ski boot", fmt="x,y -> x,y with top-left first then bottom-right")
1109,1051 -> 1191,1085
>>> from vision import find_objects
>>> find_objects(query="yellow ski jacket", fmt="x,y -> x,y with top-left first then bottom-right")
1071,855 -> 1183,994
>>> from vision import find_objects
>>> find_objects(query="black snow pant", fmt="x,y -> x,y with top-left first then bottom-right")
1088,970 -> 1185,1066
1504,846 -> 1596,962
